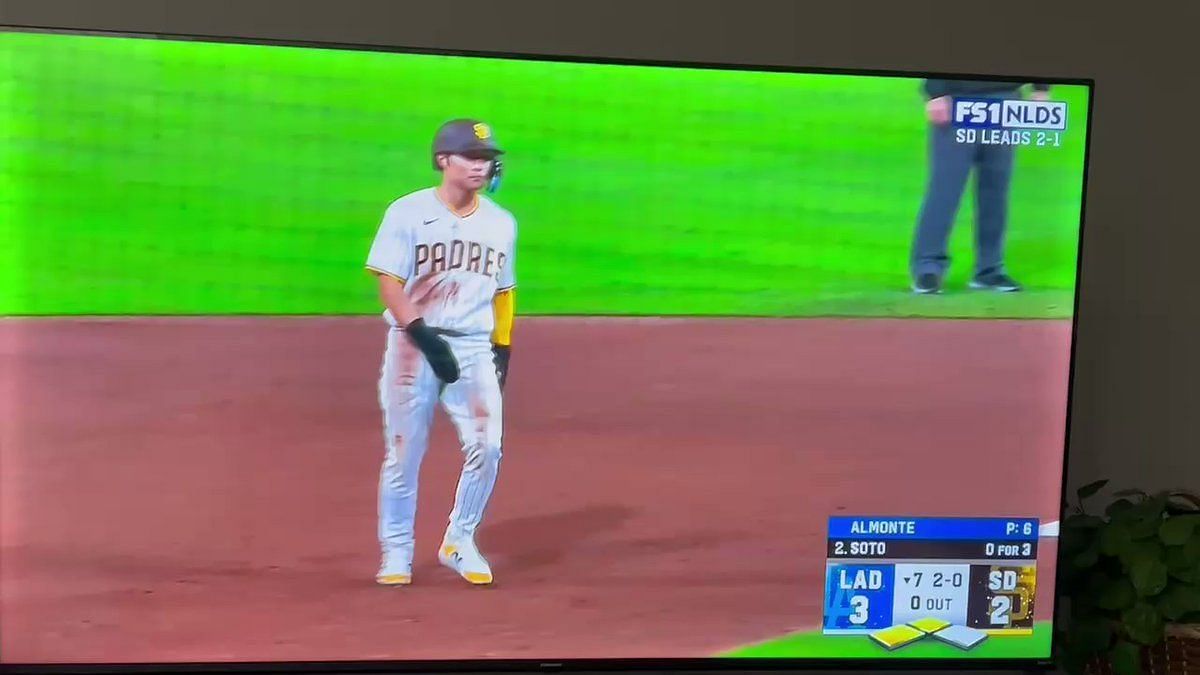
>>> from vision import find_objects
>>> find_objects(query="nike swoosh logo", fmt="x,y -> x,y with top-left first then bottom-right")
423,218 -> 439,225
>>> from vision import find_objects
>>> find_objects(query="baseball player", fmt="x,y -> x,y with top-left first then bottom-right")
365,119 -> 516,586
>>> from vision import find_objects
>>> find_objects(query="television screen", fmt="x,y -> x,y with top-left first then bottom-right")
0,28 -> 1090,668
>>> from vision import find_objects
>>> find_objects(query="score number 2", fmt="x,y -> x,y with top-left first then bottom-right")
989,596 -> 1012,625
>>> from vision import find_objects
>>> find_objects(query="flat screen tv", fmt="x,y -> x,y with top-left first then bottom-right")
0,25 -> 1092,672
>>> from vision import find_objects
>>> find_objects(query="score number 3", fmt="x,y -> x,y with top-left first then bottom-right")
849,595 -> 869,625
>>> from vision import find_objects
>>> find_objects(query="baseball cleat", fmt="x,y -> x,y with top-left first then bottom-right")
969,272 -> 1022,292
911,273 -> 942,294
376,572 -> 412,586
376,549 -> 413,586
438,536 -> 493,585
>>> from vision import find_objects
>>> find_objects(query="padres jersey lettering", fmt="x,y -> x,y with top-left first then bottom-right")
366,187 -> 517,336
413,240 -> 507,277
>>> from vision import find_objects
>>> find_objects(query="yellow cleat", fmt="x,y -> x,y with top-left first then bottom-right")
377,548 -> 413,586
375,573 -> 413,586
463,571 -> 493,585
438,538 -> 494,586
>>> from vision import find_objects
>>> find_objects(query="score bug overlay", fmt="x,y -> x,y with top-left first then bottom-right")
823,517 -> 1039,651
951,97 -> 1068,147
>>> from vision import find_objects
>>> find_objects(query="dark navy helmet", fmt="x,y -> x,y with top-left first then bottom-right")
431,119 -> 504,170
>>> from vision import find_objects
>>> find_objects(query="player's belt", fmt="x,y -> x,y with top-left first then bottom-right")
397,324 -> 470,338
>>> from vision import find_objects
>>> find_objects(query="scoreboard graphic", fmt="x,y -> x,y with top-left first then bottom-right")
822,517 -> 1038,651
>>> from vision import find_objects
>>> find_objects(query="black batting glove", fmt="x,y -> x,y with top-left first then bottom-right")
492,344 -> 511,391
405,318 -> 460,384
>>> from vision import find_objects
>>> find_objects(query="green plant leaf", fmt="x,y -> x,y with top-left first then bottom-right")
1079,479 -> 1110,501
1165,545 -> 1194,572
1107,498 -> 1137,521
1096,578 -> 1138,610
1110,640 -> 1142,675
1087,569 -> 1115,592
1168,535 -> 1200,582
1160,515 -> 1199,546
1169,562 -> 1200,584
1119,541 -> 1164,571
1082,571 -> 1114,606
1184,532 -> 1200,559
1102,521 -> 1134,556
1129,514 -> 1166,540
1155,582 -> 1200,620
1130,557 -> 1169,597
1120,602 -> 1165,646
1127,498 -> 1167,540
1069,615 -> 1114,655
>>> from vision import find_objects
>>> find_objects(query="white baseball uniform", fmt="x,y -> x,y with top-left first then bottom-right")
366,187 -> 517,562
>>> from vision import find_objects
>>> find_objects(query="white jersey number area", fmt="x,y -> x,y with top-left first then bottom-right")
366,187 -> 517,336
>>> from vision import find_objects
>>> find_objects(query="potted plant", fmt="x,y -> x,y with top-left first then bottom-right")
1058,480 -> 1200,674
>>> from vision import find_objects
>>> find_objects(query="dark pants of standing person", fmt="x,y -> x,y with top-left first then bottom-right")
910,122 -> 1015,281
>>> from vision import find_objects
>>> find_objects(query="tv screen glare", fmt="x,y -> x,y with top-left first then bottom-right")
0,28 -> 1091,669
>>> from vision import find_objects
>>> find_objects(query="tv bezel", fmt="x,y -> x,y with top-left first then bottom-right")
0,22 -> 1095,675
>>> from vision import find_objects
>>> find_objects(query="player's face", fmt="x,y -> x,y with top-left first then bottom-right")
443,153 -> 495,192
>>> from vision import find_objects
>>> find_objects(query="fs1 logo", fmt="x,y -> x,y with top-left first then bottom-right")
953,98 -> 1067,131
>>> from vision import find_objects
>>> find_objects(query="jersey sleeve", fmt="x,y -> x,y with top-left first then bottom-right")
496,215 -> 517,291
365,202 -> 415,282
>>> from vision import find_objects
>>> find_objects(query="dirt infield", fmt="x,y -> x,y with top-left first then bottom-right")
0,316 -> 1070,663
